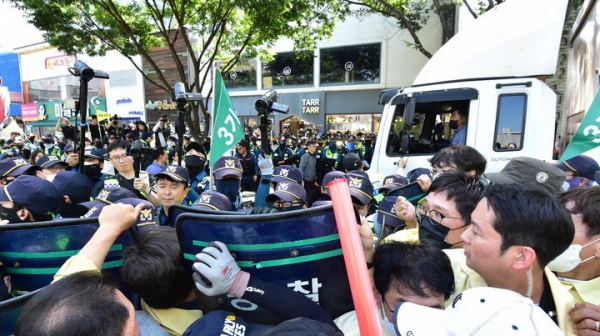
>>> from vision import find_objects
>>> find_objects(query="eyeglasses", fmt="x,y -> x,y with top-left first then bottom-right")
271,199 -> 304,210
382,297 -> 398,314
109,154 -> 130,162
417,204 -> 465,225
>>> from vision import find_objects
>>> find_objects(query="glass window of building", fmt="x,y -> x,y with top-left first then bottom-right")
219,59 -> 258,91
320,43 -> 381,86
262,51 -> 314,89
326,114 -> 377,134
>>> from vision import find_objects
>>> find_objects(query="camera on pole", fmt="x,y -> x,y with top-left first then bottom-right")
68,60 -> 109,173
255,90 -> 289,154
170,82 -> 203,166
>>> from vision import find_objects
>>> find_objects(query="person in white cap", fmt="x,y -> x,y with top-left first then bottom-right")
394,287 -> 563,336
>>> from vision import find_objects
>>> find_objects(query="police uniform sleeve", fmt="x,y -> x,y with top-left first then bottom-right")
242,276 -> 340,331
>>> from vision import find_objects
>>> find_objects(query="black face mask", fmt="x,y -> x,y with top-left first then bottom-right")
56,204 -> 89,218
185,156 -> 206,179
418,215 -> 453,250
0,204 -> 25,224
215,178 -> 240,210
449,120 -> 459,130
279,141 -> 286,149
328,141 -> 336,151
84,164 -> 103,180
364,140 -> 372,147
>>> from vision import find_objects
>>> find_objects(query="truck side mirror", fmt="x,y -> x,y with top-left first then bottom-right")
400,133 -> 410,154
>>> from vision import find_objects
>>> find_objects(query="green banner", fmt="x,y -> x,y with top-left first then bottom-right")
561,91 -> 600,161
211,69 -> 243,163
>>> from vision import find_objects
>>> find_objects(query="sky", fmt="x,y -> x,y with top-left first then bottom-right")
0,2 -> 45,51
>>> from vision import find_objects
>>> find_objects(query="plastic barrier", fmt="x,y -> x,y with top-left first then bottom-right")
0,217 -> 137,297
175,204 -> 354,323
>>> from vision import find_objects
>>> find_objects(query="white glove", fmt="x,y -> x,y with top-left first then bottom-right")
258,154 -> 274,176
193,241 -> 241,297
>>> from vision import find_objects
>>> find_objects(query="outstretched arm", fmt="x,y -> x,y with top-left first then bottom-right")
193,241 -> 340,330
80,203 -> 144,269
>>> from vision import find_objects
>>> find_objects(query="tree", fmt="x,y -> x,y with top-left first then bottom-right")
10,0 -> 350,139
344,0 -> 505,59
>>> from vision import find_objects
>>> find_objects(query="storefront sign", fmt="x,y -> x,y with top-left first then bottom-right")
44,54 -> 77,70
302,98 -> 320,114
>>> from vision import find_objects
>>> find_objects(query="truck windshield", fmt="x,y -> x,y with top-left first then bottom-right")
385,99 -> 470,156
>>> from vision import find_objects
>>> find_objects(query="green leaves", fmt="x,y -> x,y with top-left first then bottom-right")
10,0 -> 350,138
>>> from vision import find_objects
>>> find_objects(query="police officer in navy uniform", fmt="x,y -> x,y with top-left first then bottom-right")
235,140 -> 258,192
271,136 -> 294,168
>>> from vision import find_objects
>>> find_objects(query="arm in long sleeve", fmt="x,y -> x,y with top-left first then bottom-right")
242,276 -> 340,331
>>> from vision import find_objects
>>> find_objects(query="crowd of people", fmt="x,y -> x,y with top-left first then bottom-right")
1,115 -> 599,336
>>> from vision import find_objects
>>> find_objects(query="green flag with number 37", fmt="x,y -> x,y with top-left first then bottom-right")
561,90 -> 600,161
211,69 -> 243,163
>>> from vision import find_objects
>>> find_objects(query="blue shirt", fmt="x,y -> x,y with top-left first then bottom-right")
451,125 -> 467,145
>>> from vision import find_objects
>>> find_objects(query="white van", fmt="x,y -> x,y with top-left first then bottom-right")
371,0 -> 569,176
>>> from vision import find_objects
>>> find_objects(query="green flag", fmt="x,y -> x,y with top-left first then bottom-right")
211,69 -> 244,163
561,90 -> 600,161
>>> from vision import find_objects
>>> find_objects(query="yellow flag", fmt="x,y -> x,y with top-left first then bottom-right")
96,110 -> 113,122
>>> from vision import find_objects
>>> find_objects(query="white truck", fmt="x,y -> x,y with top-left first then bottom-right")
371,0 -> 570,175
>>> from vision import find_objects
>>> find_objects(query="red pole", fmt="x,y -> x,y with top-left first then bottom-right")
329,178 -> 382,336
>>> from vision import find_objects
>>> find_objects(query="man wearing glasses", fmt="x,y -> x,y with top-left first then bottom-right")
384,172 -> 485,250
104,139 -> 148,200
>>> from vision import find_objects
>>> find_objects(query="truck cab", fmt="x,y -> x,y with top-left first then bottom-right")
371,0 -> 569,176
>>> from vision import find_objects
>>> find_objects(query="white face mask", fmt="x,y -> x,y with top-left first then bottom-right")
46,143 -> 54,149
44,173 -> 56,183
547,237 -> 600,273
167,141 -> 175,147
381,296 -> 396,336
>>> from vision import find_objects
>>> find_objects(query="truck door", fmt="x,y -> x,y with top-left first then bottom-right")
373,88 -> 478,176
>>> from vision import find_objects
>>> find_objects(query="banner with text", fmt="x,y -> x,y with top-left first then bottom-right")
211,69 -> 243,163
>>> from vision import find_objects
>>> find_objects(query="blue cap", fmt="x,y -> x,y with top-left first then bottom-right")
0,157 -> 39,177
273,165 -> 303,184
52,171 -> 92,204
194,191 -> 232,211
84,148 -> 105,160
0,175 -> 59,215
81,187 -> 138,208
346,172 -> 374,205
82,197 -> 157,233
322,171 -> 346,195
376,196 -> 406,230
155,165 -> 190,186
212,156 -> 242,180
379,174 -> 409,195
36,155 -> 67,169
266,182 -> 307,203
553,155 -> 600,180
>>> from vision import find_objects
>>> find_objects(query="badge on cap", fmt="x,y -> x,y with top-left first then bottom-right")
384,177 -> 393,185
97,189 -> 111,200
280,168 -> 289,177
536,172 -> 549,184
349,177 -> 363,188
278,182 -> 289,191
225,159 -> 235,168
166,166 -> 178,173
13,159 -> 27,166
199,194 -> 212,204
139,209 -> 154,222
83,206 -> 98,218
